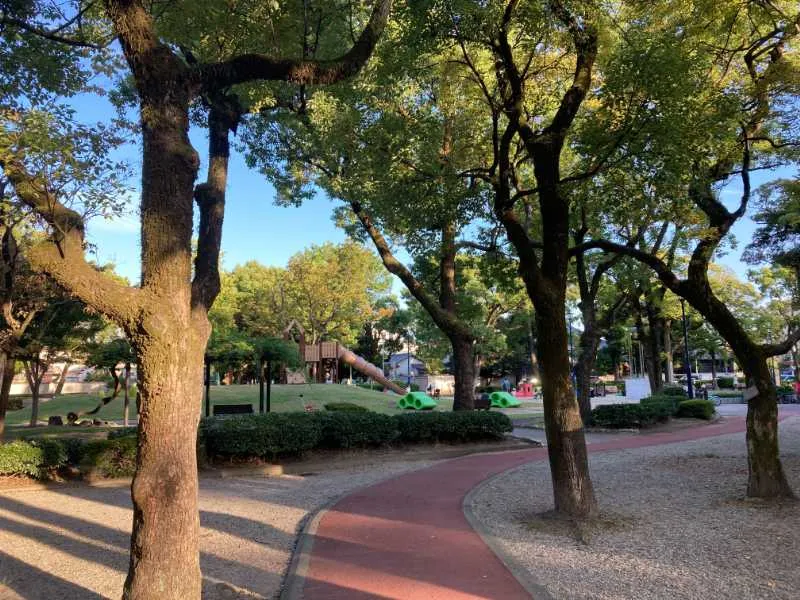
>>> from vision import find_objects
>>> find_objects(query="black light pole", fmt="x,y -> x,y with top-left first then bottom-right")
258,357 -> 265,413
266,360 -> 272,413
680,298 -> 694,399
204,356 -> 211,417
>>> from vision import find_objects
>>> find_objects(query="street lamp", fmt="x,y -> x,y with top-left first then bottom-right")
680,298 -> 694,399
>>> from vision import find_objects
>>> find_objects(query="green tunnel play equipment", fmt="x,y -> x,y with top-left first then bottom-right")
489,391 -> 522,408
397,391 -> 438,410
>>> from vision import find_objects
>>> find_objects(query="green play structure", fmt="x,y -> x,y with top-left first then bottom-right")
397,391 -> 438,410
489,391 -> 522,408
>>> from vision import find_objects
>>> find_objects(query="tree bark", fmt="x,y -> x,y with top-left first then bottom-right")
574,327 -> 599,424
0,353 -> 12,440
352,205 -> 476,409
24,360 -> 43,427
54,360 -> 72,396
737,347 -> 794,498
536,291 -> 598,516
124,362 -> 130,427
663,321 -> 674,384
450,333 -> 476,411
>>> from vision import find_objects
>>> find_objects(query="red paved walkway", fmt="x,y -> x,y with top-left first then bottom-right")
297,416 -> 756,599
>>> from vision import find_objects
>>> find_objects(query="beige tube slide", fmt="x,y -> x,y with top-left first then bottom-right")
337,346 -> 406,395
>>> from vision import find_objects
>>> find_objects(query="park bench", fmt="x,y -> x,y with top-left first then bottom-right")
474,393 -> 491,410
212,404 -> 253,416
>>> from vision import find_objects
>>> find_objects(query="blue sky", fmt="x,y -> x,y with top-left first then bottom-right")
78,91 -> 790,292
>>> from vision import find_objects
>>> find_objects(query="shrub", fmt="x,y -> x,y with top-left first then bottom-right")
717,376 -> 735,389
677,399 -> 716,420
80,437 -> 137,478
590,404 -> 646,428
393,411 -> 512,443
316,412 -> 397,448
660,385 -> 688,398
710,390 -> 742,398
203,413 -> 323,459
324,402 -> 369,412
0,440 -> 67,478
777,384 -> 794,394
639,395 -> 679,422
62,438 -> 88,465
6,396 -> 23,411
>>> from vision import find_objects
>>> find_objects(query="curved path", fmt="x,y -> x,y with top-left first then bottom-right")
284,414 -> 788,600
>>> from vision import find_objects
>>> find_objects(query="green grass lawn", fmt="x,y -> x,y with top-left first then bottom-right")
3,384 -> 542,439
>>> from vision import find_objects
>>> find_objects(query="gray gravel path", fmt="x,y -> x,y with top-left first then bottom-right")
0,460 -> 438,600
469,417 -> 800,600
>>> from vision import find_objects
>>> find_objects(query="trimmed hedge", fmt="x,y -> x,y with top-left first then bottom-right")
717,376 -> 735,389
639,395 -> 679,423
677,400 -> 716,420
0,440 -> 67,478
203,413 -> 323,460
394,411 -> 512,443
590,404 -> 647,428
324,402 -> 369,412
660,385 -> 688,398
203,410 -> 513,459
80,437 -> 137,478
317,412 -> 397,448
6,396 -> 23,411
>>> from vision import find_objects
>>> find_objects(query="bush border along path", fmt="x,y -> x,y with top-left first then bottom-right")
285,414 -> 778,600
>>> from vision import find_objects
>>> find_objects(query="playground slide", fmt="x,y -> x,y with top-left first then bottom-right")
337,346 -> 406,395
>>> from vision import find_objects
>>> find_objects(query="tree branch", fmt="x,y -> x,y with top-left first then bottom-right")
761,328 -> 800,358
0,156 -> 140,327
350,200 -> 473,340
197,0 -> 392,91
192,95 -> 241,311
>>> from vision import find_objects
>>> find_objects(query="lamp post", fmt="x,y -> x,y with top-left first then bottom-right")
680,298 -> 694,399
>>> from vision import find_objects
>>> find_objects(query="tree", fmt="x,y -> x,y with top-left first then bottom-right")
442,0 -> 602,517
243,24 -> 506,409
85,336 -> 137,425
1,0 -> 392,596
585,2 -> 800,498
17,293 -> 104,426
253,336 -> 301,411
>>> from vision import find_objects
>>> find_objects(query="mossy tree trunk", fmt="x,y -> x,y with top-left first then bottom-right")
3,0 -> 393,595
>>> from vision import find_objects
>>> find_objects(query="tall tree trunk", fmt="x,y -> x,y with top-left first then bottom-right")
634,309 -> 660,393
0,353 -> 10,440
663,321 -> 674,384
536,293 -> 597,517
527,315 -> 539,379
450,334 -> 476,411
121,54 -> 206,599
738,349 -> 794,498
124,362 -> 131,428
54,360 -> 72,396
25,360 -> 42,427
574,307 -> 599,423
710,348 -> 718,388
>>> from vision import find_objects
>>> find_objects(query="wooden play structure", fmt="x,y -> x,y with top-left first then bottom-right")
281,320 -> 405,394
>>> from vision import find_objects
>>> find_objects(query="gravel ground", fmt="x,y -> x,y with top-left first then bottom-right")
0,460 -> 438,600
469,417 -> 800,600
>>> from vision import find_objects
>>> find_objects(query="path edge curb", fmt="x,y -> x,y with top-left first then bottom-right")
278,490 -> 346,600
463,463 -> 554,600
